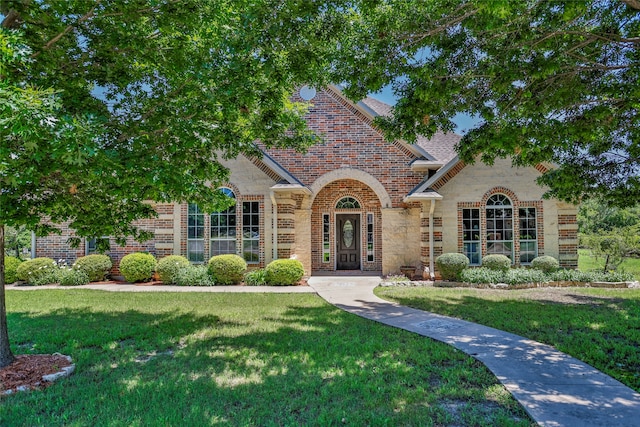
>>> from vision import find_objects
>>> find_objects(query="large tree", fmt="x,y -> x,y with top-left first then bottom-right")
0,0 -> 349,367
334,0 -> 640,206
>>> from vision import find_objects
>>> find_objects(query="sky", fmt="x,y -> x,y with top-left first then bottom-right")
367,84 -> 480,136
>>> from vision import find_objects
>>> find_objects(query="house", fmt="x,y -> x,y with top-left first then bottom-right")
34,85 -> 579,276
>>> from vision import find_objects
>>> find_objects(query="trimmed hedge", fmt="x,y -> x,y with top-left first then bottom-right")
531,256 -> 560,273
16,257 -> 57,285
265,259 -> 305,285
4,256 -> 22,284
73,254 -> 112,282
435,253 -> 469,281
156,255 -> 191,284
208,254 -> 247,285
481,254 -> 511,271
119,252 -> 157,283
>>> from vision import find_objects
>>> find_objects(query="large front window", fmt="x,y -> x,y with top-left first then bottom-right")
210,188 -> 237,258
486,194 -> 514,261
519,207 -> 538,264
187,189 -> 261,264
462,208 -> 481,265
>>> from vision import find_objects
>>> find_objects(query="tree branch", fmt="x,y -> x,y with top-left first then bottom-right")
1,8 -> 21,29
31,1 -> 102,58
621,0 -> 640,10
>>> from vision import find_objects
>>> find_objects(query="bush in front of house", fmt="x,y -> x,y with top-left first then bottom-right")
265,259 -> 305,285
73,254 -> 112,282
174,265 -> 215,286
156,255 -> 191,284
208,254 -> 247,285
4,256 -> 22,284
244,268 -> 267,286
59,269 -> 90,286
16,257 -> 57,285
550,269 -> 633,283
481,254 -> 511,271
119,252 -> 157,283
435,253 -> 470,281
531,256 -> 560,273
460,267 -> 547,285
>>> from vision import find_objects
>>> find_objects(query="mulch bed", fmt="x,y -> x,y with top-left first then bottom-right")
1,354 -> 72,395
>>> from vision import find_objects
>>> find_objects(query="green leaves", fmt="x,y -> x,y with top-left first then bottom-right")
333,0 -> 640,206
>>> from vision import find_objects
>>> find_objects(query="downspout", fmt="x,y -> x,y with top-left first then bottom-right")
429,199 -> 436,277
270,190 -> 278,261
31,231 -> 36,259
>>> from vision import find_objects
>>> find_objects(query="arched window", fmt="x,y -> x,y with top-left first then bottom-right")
486,194 -> 514,262
336,197 -> 360,209
210,188 -> 237,257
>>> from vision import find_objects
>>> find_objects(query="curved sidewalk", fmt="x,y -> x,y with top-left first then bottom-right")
308,276 -> 640,427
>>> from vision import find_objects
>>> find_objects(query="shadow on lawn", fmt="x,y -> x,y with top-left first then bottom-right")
3,296 -> 533,426
376,288 -> 640,393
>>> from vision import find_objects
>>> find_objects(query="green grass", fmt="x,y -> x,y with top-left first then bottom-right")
579,248 -> 640,280
2,290 -> 534,426
375,286 -> 640,393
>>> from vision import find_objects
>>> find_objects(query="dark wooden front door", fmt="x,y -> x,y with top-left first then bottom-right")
336,214 -> 360,270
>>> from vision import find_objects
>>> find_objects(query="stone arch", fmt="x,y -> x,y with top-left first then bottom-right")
303,168 -> 392,209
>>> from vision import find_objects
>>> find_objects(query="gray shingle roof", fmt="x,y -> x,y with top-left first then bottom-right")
360,96 -> 460,164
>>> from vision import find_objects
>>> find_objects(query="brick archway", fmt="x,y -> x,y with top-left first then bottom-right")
311,179 -> 382,272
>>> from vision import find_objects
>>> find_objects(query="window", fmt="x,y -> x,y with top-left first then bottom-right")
322,214 -> 330,263
187,203 -> 205,262
486,194 -> 514,262
242,201 -> 259,264
210,188 -> 236,258
336,197 -> 360,209
462,209 -> 481,265
519,207 -> 537,264
86,237 -> 109,255
366,213 -> 374,262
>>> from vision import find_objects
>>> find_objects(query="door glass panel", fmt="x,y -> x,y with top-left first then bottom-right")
343,220 -> 354,248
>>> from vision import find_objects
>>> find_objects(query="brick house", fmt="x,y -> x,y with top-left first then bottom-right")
34,85 -> 578,276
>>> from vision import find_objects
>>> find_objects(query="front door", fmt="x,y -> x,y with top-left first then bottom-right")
336,214 -> 360,270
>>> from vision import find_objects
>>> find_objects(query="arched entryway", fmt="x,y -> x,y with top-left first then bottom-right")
311,179 -> 382,273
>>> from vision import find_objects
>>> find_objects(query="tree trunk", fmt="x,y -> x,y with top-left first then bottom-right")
0,224 -> 16,367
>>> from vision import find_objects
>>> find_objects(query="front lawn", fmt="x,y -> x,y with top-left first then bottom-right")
375,286 -> 640,393
2,290 -> 533,426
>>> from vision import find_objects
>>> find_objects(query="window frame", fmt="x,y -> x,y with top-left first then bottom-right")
462,208 -> 481,265
485,194 -> 514,263
210,188 -> 237,259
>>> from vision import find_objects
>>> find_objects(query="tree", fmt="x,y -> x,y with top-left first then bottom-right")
0,1 -> 350,367
332,0 -> 640,206
3,225 -> 30,258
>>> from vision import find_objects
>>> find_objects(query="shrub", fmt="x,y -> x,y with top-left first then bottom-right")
156,255 -> 191,284
73,254 -> 112,282
4,256 -> 22,284
174,265 -> 215,286
208,254 -> 247,285
16,257 -> 57,285
435,253 -> 470,281
531,256 -> 560,273
244,269 -> 267,286
59,269 -> 90,286
460,267 -> 547,285
550,269 -> 633,283
481,254 -> 511,271
119,252 -> 156,283
265,259 -> 305,285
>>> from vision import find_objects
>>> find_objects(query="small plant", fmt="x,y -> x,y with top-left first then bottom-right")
174,265 -> 215,286
73,254 -> 112,282
481,254 -> 511,271
435,253 -> 469,281
156,255 -> 191,284
59,269 -> 90,286
208,254 -> 247,285
4,256 -> 22,284
265,259 -> 305,285
531,256 -> 560,273
119,252 -> 157,283
244,268 -> 267,286
16,257 -> 57,285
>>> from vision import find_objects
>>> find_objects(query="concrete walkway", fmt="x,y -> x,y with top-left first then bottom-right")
308,276 -> 640,427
